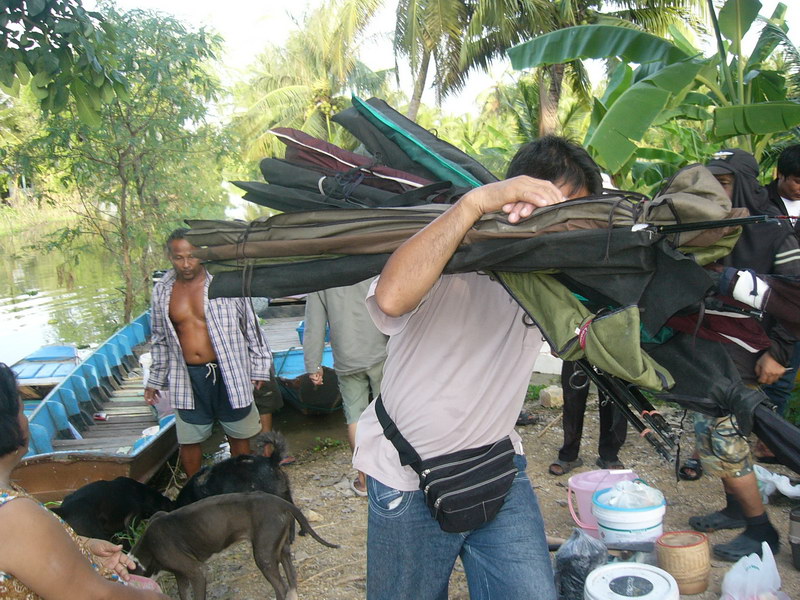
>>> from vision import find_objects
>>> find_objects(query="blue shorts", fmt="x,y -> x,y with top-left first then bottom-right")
178,363 -> 252,425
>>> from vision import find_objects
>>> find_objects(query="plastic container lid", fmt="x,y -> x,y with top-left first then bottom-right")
584,563 -> 679,600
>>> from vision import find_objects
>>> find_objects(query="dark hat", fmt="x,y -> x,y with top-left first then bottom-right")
705,149 -> 759,179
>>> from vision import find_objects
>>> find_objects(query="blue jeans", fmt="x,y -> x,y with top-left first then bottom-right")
366,454 -> 556,600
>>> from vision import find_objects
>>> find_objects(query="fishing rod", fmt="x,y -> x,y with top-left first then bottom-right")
632,214 -> 780,235
574,359 -> 678,463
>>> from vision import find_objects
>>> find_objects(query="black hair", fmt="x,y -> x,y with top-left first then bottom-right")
165,228 -> 190,253
0,363 -> 26,456
505,136 -> 603,196
777,144 -> 800,178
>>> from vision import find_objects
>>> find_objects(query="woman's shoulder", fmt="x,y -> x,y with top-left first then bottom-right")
0,484 -> 33,507
0,490 -> 43,520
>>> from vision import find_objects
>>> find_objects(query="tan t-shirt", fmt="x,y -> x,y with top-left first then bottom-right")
353,271 -> 544,491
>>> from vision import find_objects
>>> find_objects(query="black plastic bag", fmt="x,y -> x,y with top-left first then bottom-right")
554,528 -> 608,600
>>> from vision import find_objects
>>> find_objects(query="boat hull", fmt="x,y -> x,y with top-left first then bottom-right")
18,311 -> 178,503
11,422 -> 177,503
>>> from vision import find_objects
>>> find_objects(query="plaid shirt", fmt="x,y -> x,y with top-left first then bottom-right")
146,269 -> 271,410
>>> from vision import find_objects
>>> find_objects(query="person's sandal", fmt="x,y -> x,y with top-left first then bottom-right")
349,477 -> 367,497
689,510 -> 746,532
595,457 -> 625,469
548,458 -> 583,476
678,457 -> 703,481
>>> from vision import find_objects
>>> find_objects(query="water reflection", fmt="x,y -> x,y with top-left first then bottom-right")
0,227 -> 124,365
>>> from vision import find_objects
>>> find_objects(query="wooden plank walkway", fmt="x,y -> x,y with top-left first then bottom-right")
263,316 -> 304,353
51,368 -> 160,453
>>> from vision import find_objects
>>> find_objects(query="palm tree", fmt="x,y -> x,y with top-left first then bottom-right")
232,0 -> 392,160
466,0 -> 709,135
394,0 -> 470,121
395,0 -> 706,131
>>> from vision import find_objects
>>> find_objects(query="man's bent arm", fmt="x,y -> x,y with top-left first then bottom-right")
375,176 -> 564,317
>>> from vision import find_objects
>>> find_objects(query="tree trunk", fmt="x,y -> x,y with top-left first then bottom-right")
407,48 -> 431,122
538,63 -> 565,136
119,180 -> 134,323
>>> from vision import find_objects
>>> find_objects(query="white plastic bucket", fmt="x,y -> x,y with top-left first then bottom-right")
567,469 -> 638,536
592,487 -> 666,544
584,563 -> 679,600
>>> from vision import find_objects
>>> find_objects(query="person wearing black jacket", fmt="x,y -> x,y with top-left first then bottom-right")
687,148 -> 800,561
762,144 -> 800,416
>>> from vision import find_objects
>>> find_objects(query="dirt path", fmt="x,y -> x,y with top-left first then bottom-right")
155,401 -> 800,599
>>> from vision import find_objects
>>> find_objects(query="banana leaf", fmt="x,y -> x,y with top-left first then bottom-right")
507,25 -> 691,71
714,102 -> 800,137
585,61 -> 702,173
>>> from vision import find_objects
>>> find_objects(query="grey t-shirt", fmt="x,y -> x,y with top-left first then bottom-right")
353,271 -> 544,491
303,278 -> 388,376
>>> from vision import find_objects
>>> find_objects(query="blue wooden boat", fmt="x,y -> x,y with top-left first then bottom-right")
12,345 -> 81,400
11,311 -> 178,503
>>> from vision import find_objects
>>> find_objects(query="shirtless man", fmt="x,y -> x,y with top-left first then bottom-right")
144,229 -> 271,477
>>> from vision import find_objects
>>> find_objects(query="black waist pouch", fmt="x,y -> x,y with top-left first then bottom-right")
375,396 -> 517,533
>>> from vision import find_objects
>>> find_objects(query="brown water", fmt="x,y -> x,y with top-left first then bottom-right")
202,405 -> 349,456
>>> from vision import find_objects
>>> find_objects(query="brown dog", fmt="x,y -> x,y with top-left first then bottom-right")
131,492 -> 338,600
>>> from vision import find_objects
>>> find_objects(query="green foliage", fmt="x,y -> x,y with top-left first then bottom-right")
231,0 -> 391,161
112,516 -> 149,548
312,436 -> 344,452
17,6 -> 227,320
0,0 -> 127,123
457,0 -> 705,134
508,0 -> 800,188
526,383 -> 547,401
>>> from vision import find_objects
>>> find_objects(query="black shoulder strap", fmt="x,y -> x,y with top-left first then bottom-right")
374,395 -> 422,473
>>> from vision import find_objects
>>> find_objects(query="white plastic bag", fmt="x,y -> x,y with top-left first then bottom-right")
603,480 -> 664,508
754,464 -> 800,505
719,542 -> 789,600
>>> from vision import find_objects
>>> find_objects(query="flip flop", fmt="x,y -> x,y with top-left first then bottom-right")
689,510 -> 746,532
678,457 -> 704,481
595,457 -> 625,469
349,477 -> 367,497
548,458 -> 583,476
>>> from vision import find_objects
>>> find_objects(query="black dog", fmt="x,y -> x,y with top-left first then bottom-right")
175,431 -> 293,508
52,476 -> 174,548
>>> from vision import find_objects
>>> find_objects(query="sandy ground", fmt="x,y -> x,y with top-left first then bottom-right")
154,399 -> 800,599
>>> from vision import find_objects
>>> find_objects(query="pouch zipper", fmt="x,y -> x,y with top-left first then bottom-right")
423,447 -> 515,492
433,467 -> 518,509
420,439 -> 509,477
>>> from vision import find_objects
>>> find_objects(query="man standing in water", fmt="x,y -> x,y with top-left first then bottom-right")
145,229 -> 270,477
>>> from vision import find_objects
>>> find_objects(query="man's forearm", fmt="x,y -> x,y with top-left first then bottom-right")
375,199 -> 481,316
374,176 -> 564,317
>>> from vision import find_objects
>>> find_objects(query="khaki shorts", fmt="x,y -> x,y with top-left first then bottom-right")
174,403 -> 261,445
338,360 -> 384,424
694,413 -> 753,478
